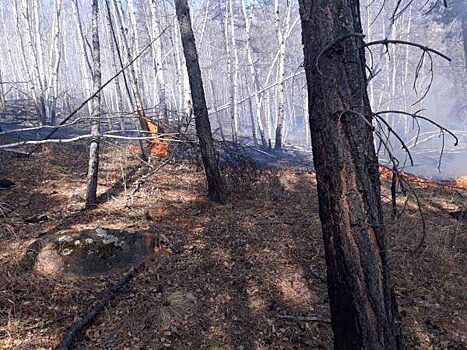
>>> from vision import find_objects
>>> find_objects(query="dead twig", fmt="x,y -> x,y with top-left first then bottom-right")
364,39 -> 451,62
57,261 -> 146,350
279,315 -> 331,323
309,266 -> 327,284
131,158 -> 171,195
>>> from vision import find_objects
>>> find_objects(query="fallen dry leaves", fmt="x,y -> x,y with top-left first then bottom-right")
0,144 -> 465,349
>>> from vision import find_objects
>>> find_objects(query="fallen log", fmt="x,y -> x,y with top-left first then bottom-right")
57,261 -> 146,350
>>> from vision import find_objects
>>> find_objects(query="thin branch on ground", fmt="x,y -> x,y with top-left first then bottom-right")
279,315 -> 331,323
58,261 -> 146,350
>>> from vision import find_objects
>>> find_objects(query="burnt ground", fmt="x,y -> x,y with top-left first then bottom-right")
0,142 -> 466,349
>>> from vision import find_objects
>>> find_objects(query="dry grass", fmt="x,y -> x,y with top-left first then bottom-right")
0,144 -> 465,349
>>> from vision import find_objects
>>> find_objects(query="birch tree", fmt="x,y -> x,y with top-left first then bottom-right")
241,0 -> 266,146
22,0 -> 47,124
273,0 -> 291,150
86,0 -> 102,209
224,2 -> 239,142
0,66 -> 5,113
150,0 -> 167,120
72,0 -> 93,111
48,0 -> 63,124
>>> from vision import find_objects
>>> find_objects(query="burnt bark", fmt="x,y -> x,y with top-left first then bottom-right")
298,1 -> 402,349
175,0 -> 226,204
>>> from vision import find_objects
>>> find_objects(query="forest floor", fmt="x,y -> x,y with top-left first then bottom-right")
0,142 -> 466,349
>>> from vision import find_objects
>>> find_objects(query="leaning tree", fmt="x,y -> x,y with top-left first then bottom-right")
298,0 -> 402,348
174,0 -> 226,204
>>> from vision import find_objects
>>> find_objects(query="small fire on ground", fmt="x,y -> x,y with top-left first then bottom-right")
453,176 -> 467,189
378,166 -> 434,188
378,166 -> 467,190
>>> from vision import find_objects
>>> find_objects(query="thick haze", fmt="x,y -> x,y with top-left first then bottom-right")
0,0 -> 465,177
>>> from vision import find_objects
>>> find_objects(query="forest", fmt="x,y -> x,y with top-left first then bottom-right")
0,0 -> 466,349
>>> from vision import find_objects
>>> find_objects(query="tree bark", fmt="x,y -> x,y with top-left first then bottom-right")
224,3 -> 239,143
0,65 -> 5,113
241,0 -> 266,147
298,1 -> 402,349
150,0 -> 167,121
85,0 -> 102,209
22,0 -> 47,124
174,0 -> 226,204
72,0 -> 93,115
111,0 -> 148,161
48,0 -> 63,125
273,0 -> 291,151
462,6 -> 467,72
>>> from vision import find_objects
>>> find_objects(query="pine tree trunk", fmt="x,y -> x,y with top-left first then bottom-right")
85,0 -> 102,209
175,0 -> 226,204
298,1 -> 402,349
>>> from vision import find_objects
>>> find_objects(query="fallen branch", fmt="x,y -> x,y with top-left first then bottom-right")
132,158 -> 171,195
248,147 -> 278,159
0,133 -> 184,149
58,261 -> 146,350
309,266 -> 327,284
0,148 -> 30,157
279,315 -> 331,323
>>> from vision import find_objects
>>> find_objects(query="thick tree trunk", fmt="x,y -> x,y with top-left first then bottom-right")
85,0 -> 102,209
175,0 -> 226,204
298,1 -> 402,349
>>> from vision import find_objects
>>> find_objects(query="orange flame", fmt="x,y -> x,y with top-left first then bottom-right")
145,118 -> 169,156
378,165 -> 433,188
453,176 -> 467,189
